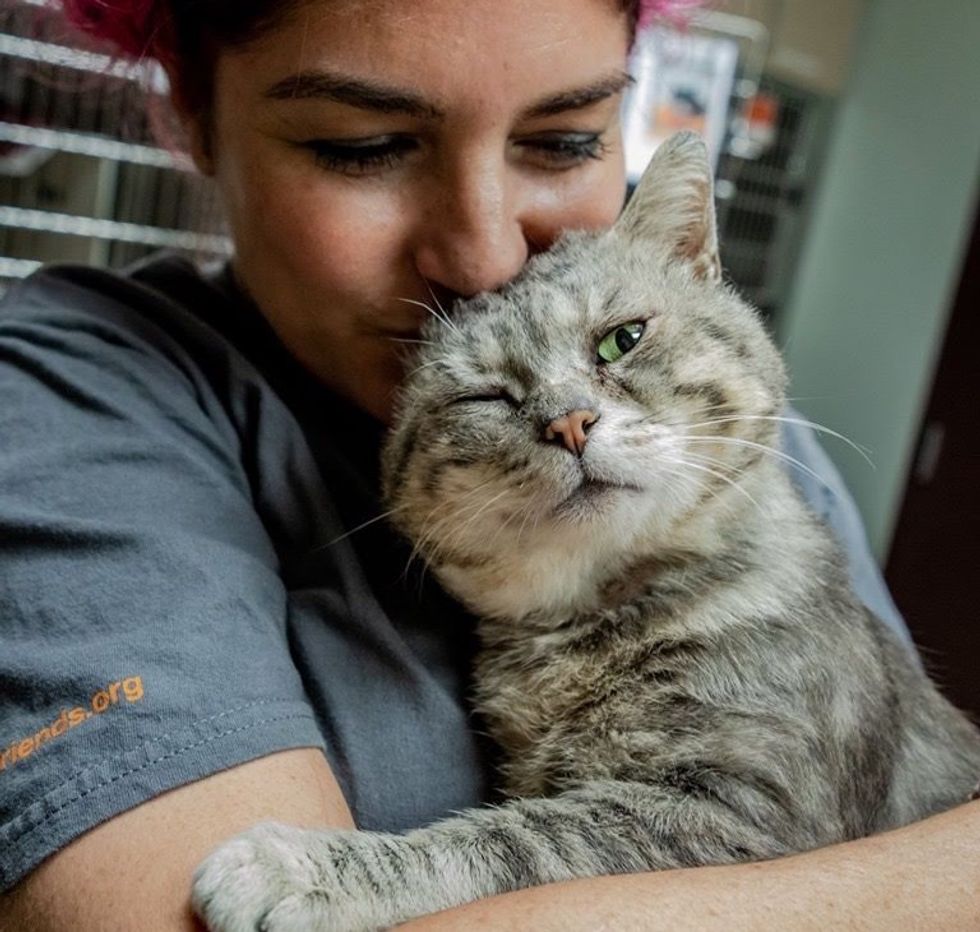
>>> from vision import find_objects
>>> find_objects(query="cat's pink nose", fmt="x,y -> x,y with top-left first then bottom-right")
544,409 -> 599,457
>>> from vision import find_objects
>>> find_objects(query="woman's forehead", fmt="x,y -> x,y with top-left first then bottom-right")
222,0 -> 632,112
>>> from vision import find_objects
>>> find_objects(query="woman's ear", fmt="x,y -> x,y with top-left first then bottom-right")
184,118 -> 215,177
165,71 -> 215,176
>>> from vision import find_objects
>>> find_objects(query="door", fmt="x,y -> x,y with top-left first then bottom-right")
885,201 -> 980,720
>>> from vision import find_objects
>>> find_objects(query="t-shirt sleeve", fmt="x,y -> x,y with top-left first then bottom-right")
0,271 -> 326,892
779,407 -> 916,653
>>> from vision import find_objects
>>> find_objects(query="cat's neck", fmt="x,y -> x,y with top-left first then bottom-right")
436,458 -> 816,631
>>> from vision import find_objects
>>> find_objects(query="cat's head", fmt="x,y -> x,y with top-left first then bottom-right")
382,132 -> 786,622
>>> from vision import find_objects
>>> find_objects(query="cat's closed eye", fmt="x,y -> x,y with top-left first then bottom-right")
448,390 -> 522,409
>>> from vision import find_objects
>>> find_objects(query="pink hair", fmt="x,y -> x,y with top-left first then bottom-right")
60,0 -> 701,65
637,0 -> 705,28
59,0 -> 173,65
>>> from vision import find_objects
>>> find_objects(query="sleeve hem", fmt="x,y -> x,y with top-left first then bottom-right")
0,698 -> 326,893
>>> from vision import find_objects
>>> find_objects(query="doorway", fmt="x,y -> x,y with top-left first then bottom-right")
885,200 -> 980,720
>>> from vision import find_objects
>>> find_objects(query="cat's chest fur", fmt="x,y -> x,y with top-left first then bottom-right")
473,625 -> 687,797
468,482 -> 825,798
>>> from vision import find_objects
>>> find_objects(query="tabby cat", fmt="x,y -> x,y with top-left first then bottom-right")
193,132 -> 980,932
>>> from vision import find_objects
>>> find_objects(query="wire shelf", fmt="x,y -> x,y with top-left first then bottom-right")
0,255 -> 41,278
0,205 -> 230,252
0,121 -> 191,170
0,32 -> 168,91
1,0 -> 225,282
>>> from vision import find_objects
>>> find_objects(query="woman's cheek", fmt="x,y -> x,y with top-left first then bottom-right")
517,157 -> 626,251
556,154 -> 627,230
254,171 -> 405,278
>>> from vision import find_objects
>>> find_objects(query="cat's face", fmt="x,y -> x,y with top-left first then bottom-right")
383,133 -> 786,620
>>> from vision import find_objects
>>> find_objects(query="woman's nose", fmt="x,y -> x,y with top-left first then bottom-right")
412,161 -> 531,298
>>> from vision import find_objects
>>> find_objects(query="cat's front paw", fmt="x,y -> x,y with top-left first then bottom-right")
192,821 -> 342,932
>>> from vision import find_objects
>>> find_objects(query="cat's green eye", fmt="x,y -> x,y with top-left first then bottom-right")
597,322 -> 645,363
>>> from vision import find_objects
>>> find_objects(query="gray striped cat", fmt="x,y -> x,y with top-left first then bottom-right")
193,132 -> 980,932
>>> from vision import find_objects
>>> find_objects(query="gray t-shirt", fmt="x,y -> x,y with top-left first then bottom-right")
0,256 -> 492,891
0,255 -> 910,892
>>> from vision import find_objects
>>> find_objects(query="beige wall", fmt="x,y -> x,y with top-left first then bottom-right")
714,0 -> 867,94
777,0 -> 980,559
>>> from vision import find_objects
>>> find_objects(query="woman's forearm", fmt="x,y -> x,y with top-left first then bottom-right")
397,800 -> 980,930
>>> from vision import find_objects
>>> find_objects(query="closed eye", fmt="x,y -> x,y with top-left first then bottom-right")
301,135 -> 419,174
448,390 -> 521,408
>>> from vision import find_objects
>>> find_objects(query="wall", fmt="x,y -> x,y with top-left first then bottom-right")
777,0 -> 980,559
718,0 -> 866,94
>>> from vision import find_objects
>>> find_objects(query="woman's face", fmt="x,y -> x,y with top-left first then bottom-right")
204,0 -> 632,422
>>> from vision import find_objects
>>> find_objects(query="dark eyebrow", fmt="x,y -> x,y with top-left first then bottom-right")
263,72 -> 444,120
262,69 -> 634,121
522,71 -> 635,119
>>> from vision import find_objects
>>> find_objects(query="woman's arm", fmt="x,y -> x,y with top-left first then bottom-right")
399,800 -> 980,930
0,748 -> 353,932
9,755 -> 974,931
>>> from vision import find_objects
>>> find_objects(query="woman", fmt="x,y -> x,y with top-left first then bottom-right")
1,0 -> 976,928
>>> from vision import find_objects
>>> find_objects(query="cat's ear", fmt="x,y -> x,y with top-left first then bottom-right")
615,131 -> 722,282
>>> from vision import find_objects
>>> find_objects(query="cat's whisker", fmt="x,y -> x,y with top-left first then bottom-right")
410,512 -> 465,572
419,475 -> 500,526
421,479 -> 502,542
423,278 -> 454,325
480,479 -> 531,550
441,488 -> 513,555
679,450 -> 743,478
667,455 -> 760,509
394,295 -> 442,330
438,471 -> 534,556
385,335 -> 436,347
405,509 -> 461,579
682,414 -> 874,467
673,450 -> 758,505
513,496 -> 539,545
395,296 -> 461,336
405,357 -> 447,379
504,485 -> 548,546
406,476 -> 503,575
314,507 -> 405,551
684,434 -> 832,491
653,463 -> 711,511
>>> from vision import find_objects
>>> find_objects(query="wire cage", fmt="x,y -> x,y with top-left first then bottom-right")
0,0 -> 228,295
714,76 -> 829,320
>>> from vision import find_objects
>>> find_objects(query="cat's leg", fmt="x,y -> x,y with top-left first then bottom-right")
192,778 -> 794,932
192,822 -> 439,932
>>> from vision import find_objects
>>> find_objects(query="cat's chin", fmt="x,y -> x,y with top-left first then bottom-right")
552,479 -> 643,524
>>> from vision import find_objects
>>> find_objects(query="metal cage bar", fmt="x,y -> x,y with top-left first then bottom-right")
1,1 -> 226,289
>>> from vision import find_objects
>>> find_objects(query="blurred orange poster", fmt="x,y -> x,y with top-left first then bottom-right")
623,27 -> 739,182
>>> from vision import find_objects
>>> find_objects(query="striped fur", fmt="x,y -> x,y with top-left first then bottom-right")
193,133 -> 980,932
